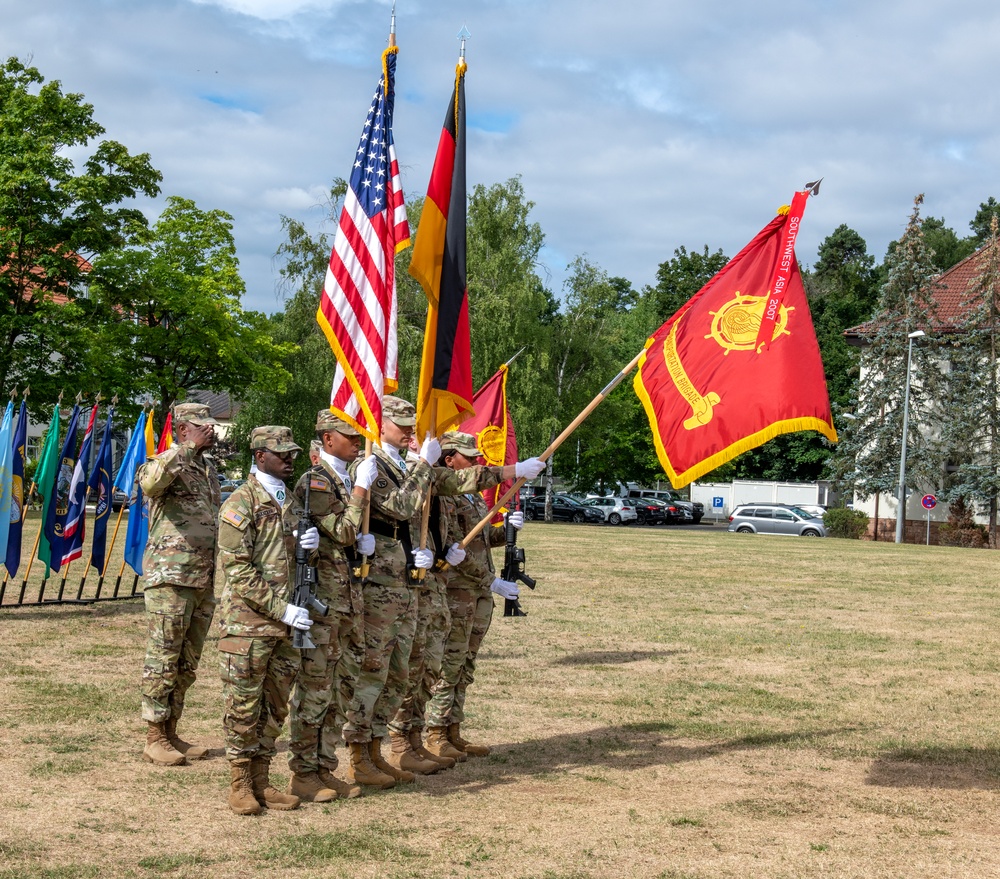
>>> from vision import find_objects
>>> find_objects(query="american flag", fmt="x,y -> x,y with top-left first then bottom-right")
317,47 -> 410,443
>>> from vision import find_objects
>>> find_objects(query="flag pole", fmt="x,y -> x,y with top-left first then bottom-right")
503,347 -> 526,369
54,391 -> 85,601
358,438 -> 373,579
95,500 -> 127,599
459,349 -> 645,548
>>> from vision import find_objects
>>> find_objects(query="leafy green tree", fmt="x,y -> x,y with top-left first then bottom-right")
0,57 -> 162,406
834,196 -> 944,523
969,197 -> 1000,247
90,196 -> 294,432
921,216 -> 976,272
645,245 -> 728,325
939,215 -> 1000,543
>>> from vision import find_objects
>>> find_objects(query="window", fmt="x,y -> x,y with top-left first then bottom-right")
754,508 -> 773,519
774,509 -> 794,521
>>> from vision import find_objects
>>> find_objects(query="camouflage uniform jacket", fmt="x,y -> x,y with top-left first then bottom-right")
440,487 -> 506,591
215,475 -> 306,638
426,465 -> 505,562
350,446 -> 434,587
293,462 -> 364,607
137,441 -> 221,589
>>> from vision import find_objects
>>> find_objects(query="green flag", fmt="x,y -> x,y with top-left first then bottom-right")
35,403 -> 60,577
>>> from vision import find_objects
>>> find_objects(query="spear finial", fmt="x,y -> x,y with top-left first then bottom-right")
75,391 -> 83,404
57,390 -> 64,404
10,386 -> 17,401
111,394 -> 119,406
804,178 -> 823,196
23,385 -> 30,401
388,0 -> 397,47
458,24 -> 471,63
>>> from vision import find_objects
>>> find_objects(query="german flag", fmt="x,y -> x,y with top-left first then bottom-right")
410,61 -> 474,439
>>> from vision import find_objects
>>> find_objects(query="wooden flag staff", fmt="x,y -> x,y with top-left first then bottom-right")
458,349 -> 645,549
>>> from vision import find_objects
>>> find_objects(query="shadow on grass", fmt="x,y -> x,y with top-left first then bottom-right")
551,650 -> 682,666
0,599 -> 144,622
417,721 -> 852,796
866,747 -> 1000,790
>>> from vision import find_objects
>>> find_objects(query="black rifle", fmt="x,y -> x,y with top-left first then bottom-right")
501,512 -> 536,617
292,479 -> 329,649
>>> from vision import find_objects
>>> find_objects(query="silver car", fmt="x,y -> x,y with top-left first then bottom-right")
728,503 -> 826,537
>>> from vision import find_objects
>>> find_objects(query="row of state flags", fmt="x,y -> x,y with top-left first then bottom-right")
316,23 -> 835,510
0,399 -> 158,584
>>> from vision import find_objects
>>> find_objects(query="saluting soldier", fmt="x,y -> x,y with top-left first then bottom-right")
285,410 -> 377,802
137,402 -> 221,766
216,426 -> 317,816
424,431 -> 541,761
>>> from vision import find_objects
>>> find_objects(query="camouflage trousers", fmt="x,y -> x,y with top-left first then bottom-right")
341,579 -> 416,743
425,587 -> 494,728
141,584 -> 216,723
219,634 -> 300,763
287,606 -> 363,775
389,575 -> 451,735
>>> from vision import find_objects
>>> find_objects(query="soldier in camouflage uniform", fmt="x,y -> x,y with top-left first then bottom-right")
217,426 -> 317,816
424,431 -> 543,761
285,410 -> 377,802
338,396 -> 443,787
137,402 -> 221,766
386,432 -> 543,772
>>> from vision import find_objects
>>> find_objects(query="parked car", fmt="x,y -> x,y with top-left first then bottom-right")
220,479 -> 245,504
727,503 -> 827,537
582,497 -> 638,525
795,503 -> 828,520
111,488 -> 128,512
627,488 -> 704,524
631,498 -> 667,526
524,495 -> 605,523
645,496 -> 690,524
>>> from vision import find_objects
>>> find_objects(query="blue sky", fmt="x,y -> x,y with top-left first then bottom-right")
3,0 -> 999,314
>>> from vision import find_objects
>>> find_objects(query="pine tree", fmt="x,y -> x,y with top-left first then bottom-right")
834,196 -> 943,532
939,215 -> 1000,544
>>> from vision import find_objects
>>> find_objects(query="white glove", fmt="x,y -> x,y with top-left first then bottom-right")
419,435 -> 441,464
507,511 -> 524,531
412,548 -> 434,569
355,456 -> 378,490
445,542 -> 466,565
515,457 -> 546,479
356,533 -> 375,556
281,603 -> 314,631
490,577 -> 519,600
293,526 -> 320,551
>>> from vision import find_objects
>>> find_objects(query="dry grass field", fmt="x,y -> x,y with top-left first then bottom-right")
2,520 -> 1000,878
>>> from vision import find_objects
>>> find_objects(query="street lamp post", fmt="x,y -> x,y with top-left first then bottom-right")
896,330 -> 926,544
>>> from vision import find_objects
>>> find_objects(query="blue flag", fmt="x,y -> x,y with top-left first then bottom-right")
0,401 -> 13,564
43,403 -> 81,571
61,403 -> 99,567
4,400 -> 27,576
115,411 -> 149,577
87,406 -> 115,575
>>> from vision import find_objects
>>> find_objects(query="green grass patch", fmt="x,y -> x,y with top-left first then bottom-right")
254,823 -> 424,866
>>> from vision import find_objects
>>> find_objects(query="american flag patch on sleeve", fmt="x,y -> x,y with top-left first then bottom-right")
310,477 -> 329,492
222,508 -> 248,529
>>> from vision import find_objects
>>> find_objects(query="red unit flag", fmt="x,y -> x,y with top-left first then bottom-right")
461,364 -> 519,521
634,192 -> 837,487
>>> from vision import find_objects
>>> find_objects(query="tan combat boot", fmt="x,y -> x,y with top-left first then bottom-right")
387,731 -> 442,775
346,741 -> 396,789
425,726 -> 466,763
317,767 -> 362,799
409,728 -> 455,769
249,757 -> 300,810
165,715 -> 209,760
449,722 -> 491,757
287,772 -> 337,803
370,737 -> 415,783
143,721 -> 186,766
228,762 -> 263,815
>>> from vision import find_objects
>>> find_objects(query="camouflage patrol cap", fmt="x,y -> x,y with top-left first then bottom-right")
440,430 -> 480,457
172,402 -> 219,426
316,409 -> 360,436
382,395 -> 416,426
249,425 -> 301,453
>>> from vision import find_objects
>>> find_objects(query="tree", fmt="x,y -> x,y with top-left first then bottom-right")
969,197 -> 1000,247
939,215 -> 1000,543
833,196 -> 944,527
921,216 -> 976,272
231,184 -> 345,478
645,245 -> 728,325
0,57 -> 162,406
90,197 -> 294,432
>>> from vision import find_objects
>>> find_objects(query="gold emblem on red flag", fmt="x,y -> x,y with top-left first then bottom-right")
477,424 -> 505,466
707,292 -> 793,355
